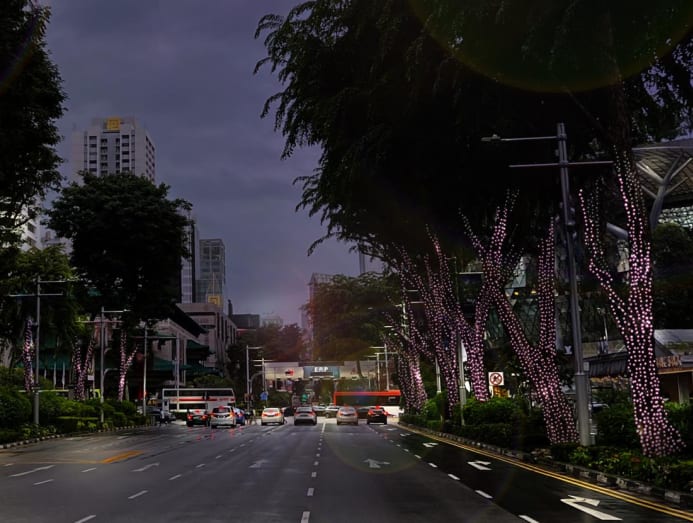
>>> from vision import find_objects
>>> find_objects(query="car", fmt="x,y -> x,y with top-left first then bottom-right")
336,406 -> 358,425
312,404 -> 327,416
143,407 -> 176,424
261,407 -> 285,425
210,405 -> 236,429
281,406 -> 295,417
356,406 -> 370,419
186,408 -> 210,427
233,407 -> 246,426
294,406 -> 318,425
325,404 -> 340,418
366,407 -> 388,425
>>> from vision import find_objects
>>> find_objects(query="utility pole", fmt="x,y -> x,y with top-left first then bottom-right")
10,279 -> 66,426
482,123 -> 611,446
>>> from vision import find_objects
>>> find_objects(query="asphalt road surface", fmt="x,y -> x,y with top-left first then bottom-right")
0,417 -> 691,522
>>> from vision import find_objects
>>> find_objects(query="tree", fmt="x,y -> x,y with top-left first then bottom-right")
255,1 -> 692,263
0,0 -> 65,247
652,222 -> 693,328
255,323 -> 305,362
0,246 -> 81,379
46,172 -> 191,321
303,272 -> 398,361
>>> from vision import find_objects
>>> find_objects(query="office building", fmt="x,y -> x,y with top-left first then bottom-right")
70,116 -> 156,181
197,238 -> 226,306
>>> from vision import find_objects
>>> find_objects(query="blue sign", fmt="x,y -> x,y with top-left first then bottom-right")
260,391 -> 268,401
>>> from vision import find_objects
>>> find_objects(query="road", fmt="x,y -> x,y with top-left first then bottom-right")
0,417 -> 690,522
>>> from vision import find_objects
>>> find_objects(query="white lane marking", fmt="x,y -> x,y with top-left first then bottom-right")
468,460 -> 492,471
448,474 -> 460,481
132,463 -> 159,472
74,515 -> 96,523
561,496 -> 622,521
519,516 -> 540,523
307,488 -> 314,497
216,455 -> 222,459
229,448 -> 236,452
196,463 -> 205,468
414,454 -> 422,459
311,471 -> 317,478
428,462 -> 438,468
81,467 -> 96,473
476,490 -> 493,499
404,449 -> 410,453
10,465 -> 54,477
301,511 -> 310,523
315,453 -> 320,457
169,474 -> 181,480
313,461 -> 319,466
240,443 -> 246,447
128,490 -> 148,499
423,442 -> 438,448
34,479 -> 54,485
4,463 -> 14,467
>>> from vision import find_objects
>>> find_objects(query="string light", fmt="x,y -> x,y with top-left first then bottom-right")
22,319 -> 34,393
73,325 -> 98,401
117,332 -> 137,401
579,154 -> 683,457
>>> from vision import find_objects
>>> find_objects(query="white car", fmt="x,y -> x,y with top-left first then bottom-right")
336,406 -> 358,425
261,407 -> 285,425
294,406 -> 317,425
210,406 -> 236,429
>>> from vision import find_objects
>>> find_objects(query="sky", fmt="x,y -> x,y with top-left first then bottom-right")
43,1 -> 367,326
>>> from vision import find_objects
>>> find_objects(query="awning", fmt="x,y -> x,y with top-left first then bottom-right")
152,357 -> 191,372
186,340 -> 212,360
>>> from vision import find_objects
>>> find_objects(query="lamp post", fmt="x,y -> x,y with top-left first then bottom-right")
482,123 -> 611,446
245,346 -> 262,408
98,306 -> 127,424
9,279 -> 66,426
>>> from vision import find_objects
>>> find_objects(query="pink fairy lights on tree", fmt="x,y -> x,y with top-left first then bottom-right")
73,326 -> 98,401
579,154 -> 682,457
117,331 -> 137,401
21,319 -> 34,393
466,201 -> 578,444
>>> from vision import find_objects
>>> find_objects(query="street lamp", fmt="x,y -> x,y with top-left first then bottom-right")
9,279 -> 66,426
482,123 -> 611,446
98,306 -> 127,424
245,346 -> 262,407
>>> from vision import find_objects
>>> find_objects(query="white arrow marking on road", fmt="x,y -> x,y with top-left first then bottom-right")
400,433 -> 411,437
132,463 -> 159,472
423,442 -> 438,448
364,459 -> 391,469
249,459 -> 269,468
386,428 -> 396,431
468,460 -> 492,471
561,496 -> 622,520
10,465 -> 54,477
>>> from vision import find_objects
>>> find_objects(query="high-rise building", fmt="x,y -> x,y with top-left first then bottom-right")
196,239 -> 226,306
70,116 -> 156,181
180,213 -> 199,304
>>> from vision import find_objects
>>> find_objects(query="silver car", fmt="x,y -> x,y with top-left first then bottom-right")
336,406 -> 358,425
210,406 -> 236,429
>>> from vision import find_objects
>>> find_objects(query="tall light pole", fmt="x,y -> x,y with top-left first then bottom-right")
245,346 -> 262,407
10,279 -> 66,426
482,123 -> 611,446
99,307 -> 127,424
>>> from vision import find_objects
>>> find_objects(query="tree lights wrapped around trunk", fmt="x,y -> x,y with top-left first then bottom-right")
73,327 -> 98,401
466,202 -> 578,444
117,332 -> 136,401
579,154 -> 683,457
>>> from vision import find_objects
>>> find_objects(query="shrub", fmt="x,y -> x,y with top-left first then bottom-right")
111,411 -> 128,427
39,392 -> 69,424
421,398 -> 440,421
551,442 -> 580,462
0,428 -> 22,444
0,387 -> 31,428
459,423 -> 513,447
594,404 -> 638,447
665,402 -> 693,453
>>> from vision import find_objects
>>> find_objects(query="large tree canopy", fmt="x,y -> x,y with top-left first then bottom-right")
255,0 -> 692,260
0,0 -> 65,246
46,172 -> 191,321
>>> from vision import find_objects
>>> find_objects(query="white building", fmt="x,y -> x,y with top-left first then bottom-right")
70,116 -> 156,182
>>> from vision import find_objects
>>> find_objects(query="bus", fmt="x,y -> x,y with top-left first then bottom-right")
161,387 -> 236,416
332,390 -> 401,417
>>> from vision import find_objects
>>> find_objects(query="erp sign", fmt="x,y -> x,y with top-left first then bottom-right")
307,365 -> 339,378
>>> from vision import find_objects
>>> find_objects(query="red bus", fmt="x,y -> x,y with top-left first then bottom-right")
332,390 -> 401,416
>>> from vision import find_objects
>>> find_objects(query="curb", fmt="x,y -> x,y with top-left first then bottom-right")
398,422 -> 693,510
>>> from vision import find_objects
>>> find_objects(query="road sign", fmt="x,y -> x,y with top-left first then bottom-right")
488,371 -> 504,386
260,391 -> 268,401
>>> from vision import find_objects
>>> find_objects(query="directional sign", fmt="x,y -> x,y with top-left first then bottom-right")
260,391 -> 268,401
468,460 -> 492,471
364,459 -> 391,469
423,442 -> 438,448
560,496 -> 621,520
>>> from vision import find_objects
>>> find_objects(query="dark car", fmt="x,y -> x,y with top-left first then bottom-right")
186,408 -> 210,427
356,406 -> 370,419
366,407 -> 387,425
313,404 -> 327,416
